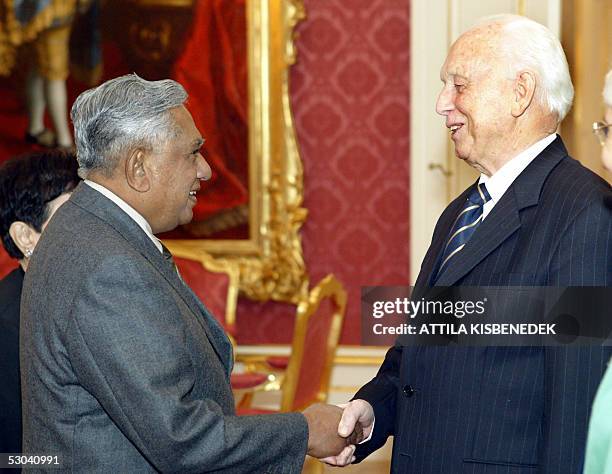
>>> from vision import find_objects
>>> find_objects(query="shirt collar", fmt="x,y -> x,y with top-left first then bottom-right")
84,180 -> 163,254
479,133 -> 557,204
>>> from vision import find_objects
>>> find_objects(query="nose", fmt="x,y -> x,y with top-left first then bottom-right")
435,85 -> 455,116
197,154 -> 212,181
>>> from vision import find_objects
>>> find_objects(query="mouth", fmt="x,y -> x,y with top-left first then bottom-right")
188,189 -> 199,204
447,123 -> 463,138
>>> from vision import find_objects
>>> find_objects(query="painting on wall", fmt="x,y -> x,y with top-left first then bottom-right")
0,0 -> 249,240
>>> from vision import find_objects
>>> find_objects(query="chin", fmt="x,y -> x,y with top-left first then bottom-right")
178,211 -> 194,226
454,149 -> 470,161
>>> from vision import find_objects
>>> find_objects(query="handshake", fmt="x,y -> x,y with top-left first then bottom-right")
301,399 -> 375,466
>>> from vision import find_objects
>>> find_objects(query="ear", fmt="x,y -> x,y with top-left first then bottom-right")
511,70 -> 536,117
8,221 -> 40,257
125,148 -> 151,192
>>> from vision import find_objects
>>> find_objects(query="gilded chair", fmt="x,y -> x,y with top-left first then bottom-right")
236,274 -> 347,413
174,253 -> 239,342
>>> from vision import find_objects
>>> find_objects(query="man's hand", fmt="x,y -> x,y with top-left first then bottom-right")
320,399 -> 375,467
302,403 -> 361,458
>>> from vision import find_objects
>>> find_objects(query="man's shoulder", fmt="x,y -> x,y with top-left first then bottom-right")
42,187 -> 143,254
549,154 -> 610,189
532,155 -> 612,237
26,198 -> 144,293
37,201 -> 121,261
545,154 -> 611,205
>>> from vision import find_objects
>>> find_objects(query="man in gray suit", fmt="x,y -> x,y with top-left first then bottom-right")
20,74 -> 353,473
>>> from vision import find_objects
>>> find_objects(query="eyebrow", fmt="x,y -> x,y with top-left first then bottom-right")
441,72 -> 469,82
192,138 -> 205,149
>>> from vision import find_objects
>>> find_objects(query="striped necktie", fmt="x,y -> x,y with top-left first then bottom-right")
435,182 -> 491,281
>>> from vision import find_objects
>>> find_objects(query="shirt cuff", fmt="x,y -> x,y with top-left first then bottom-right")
359,417 -> 375,444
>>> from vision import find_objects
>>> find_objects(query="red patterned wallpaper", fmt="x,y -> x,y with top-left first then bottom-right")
236,0 -> 411,345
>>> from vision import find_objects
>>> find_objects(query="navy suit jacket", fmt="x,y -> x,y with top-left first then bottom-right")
355,137 -> 612,473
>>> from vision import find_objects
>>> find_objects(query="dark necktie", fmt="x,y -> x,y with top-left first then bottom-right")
161,243 -> 184,281
435,182 -> 491,281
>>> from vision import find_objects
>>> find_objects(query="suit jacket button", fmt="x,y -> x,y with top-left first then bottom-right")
403,385 -> 415,397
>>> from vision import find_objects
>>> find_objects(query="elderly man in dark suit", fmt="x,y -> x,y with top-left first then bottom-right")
324,14 -> 612,473
20,74 -> 354,473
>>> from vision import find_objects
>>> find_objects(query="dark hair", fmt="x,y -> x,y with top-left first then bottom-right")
0,151 -> 80,259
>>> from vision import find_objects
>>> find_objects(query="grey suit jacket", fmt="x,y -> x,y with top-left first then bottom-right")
20,183 -> 308,473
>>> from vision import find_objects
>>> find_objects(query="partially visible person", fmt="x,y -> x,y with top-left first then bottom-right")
0,151 -> 80,454
593,69 -> 612,173
584,363 -> 612,474
583,69 -> 612,474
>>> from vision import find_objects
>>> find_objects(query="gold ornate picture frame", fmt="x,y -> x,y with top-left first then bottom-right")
164,0 -> 309,304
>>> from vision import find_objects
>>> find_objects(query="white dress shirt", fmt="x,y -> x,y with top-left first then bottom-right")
479,133 -> 557,220
84,180 -> 163,254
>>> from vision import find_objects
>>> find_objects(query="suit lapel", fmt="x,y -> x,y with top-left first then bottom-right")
69,183 -> 233,374
431,136 -> 568,287
412,186 -> 474,296
156,249 -> 233,376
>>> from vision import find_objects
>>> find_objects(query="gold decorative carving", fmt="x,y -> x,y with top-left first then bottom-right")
165,0 -> 309,304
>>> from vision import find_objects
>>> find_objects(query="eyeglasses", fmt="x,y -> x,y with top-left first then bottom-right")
593,121 -> 612,146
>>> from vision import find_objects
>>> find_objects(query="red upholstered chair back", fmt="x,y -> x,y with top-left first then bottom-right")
0,246 -> 18,279
173,254 -> 239,339
280,274 -> 347,412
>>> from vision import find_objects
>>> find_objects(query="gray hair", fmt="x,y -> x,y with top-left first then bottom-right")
603,70 -> 612,107
71,74 -> 188,178
472,15 -> 574,122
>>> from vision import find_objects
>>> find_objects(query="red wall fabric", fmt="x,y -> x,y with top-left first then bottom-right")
236,0 -> 411,345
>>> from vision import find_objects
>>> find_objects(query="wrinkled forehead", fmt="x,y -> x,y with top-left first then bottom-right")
441,25 -> 503,80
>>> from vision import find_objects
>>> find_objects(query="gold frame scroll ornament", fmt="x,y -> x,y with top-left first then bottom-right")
164,0 -> 309,304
